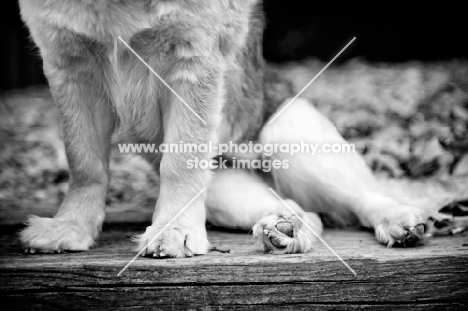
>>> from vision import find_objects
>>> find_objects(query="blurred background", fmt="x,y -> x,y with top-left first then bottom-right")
1,1 -> 467,225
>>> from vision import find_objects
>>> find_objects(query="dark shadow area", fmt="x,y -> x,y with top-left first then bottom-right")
263,2 -> 468,63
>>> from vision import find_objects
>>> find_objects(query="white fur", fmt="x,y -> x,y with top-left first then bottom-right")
207,99 -> 430,251
19,0 -> 439,256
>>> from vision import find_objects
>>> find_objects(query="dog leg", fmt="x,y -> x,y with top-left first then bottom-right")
206,169 -> 323,254
135,30 -> 225,258
20,46 -> 115,252
262,98 -> 428,247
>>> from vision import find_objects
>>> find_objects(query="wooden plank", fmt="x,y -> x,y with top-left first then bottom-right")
1,226 -> 467,310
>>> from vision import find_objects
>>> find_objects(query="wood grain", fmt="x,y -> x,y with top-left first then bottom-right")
1,226 -> 467,310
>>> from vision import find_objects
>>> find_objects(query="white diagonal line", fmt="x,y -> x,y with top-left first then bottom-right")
268,37 -> 356,124
268,188 -> 357,276
118,36 -> 207,125
117,188 -> 206,276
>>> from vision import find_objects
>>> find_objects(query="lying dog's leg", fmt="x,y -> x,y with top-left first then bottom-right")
20,36 -> 115,252
135,30 -> 225,258
206,169 -> 323,254
261,98 -> 427,248
253,209 -> 323,254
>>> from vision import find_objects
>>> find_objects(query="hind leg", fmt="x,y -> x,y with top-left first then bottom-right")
206,169 -> 323,254
261,98 -> 427,247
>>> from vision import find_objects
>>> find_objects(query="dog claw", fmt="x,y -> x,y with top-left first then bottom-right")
26,248 -> 37,254
393,224 -> 425,247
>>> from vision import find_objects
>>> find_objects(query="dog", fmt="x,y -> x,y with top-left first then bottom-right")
19,0 -> 434,256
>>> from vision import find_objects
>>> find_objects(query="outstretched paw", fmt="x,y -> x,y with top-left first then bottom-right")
253,206 -> 322,254
135,224 -> 210,258
375,207 -> 427,247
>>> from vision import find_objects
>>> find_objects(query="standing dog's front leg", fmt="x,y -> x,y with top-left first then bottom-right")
20,39 -> 115,252
136,31 -> 224,258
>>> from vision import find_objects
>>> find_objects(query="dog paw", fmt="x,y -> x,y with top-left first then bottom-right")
135,224 -> 210,258
253,210 -> 322,254
20,216 -> 98,253
374,207 -> 427,247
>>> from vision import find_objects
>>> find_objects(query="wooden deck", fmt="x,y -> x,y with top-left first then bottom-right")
0,224 -> 467,310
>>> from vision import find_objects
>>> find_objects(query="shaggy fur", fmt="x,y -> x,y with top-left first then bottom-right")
19,0 -> 436,256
